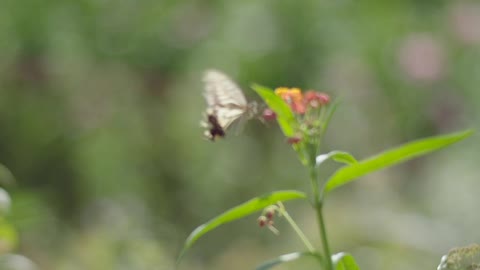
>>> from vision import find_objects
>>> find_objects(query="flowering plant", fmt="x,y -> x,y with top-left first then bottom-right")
178,83 -> 472,270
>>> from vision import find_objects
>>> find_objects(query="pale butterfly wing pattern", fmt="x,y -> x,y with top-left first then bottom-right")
213,106 -> 246,131
203,69 -> 247,108
202,70 -> 251,138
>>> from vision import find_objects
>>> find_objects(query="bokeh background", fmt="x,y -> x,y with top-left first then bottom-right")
0,0 -> 479,269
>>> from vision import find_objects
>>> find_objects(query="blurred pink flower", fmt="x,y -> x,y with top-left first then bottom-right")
304,91 -> 330,108
450,3 -> 480,45
262,108 -> 277,121
398,34 -> 446,83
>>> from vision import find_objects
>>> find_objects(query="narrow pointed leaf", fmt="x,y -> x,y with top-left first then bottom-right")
178,190 -> 307,262
316,151 -> 358,167
251,84 -> 296,137
332,252 -> 360,270
256,252 -> 323,270
324,130 -> 473,195
319,98 -> 340,140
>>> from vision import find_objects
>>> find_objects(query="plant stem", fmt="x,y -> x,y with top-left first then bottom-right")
316,201 -> 333,270
277,201 -> 315,252
310,166 -> 333,270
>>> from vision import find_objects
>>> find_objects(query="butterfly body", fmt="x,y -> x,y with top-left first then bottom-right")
201,69 -> 257,141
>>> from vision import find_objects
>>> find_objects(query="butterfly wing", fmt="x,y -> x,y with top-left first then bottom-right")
202,69 -> 249,139
203,69 -> 248,109
214,106 -> 247,130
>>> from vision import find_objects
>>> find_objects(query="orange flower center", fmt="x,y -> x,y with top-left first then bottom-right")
274,87 -> 305,114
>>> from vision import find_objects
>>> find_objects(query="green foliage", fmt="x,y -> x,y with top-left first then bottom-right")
251,84 -> 296,137
316,151 -> 358,166
332,253 -> 360,270
178,190 -> 306,262
0,219 -> 17,255
238,71 -> 473,270
1,0 -> 479,268
183,79 -> 473,270
323,130 -> 474,195
0,166 -> 14,186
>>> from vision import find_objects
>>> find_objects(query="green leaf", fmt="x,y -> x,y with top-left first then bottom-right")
438,244 -> 480,270
256,252 -> 323,270
177,190 -> 307,263
319,98 -> 340,140
332,252 -> 360,270
316,151 -> 358,167
0,218 -> 18,254
323,129 -> 473,195
251,84 -> 296,137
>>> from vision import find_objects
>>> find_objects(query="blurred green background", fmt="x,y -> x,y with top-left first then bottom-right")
0,0 -> 479,269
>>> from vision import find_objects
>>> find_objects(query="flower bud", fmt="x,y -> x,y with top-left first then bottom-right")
257,216 -> 267,227
318,93 -> 330,105
287,137 -> 302,144
304,91 -> 330,108
291,102 -> 306,114
262,108 -> 277,121
265,207 -> 276,220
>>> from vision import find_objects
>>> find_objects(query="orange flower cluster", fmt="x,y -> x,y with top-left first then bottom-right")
274,87 -> 305,114
274,87 -> 330,114
261,87 -> 331,145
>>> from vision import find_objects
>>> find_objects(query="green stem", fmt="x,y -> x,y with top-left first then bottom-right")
310,166 -> 333,270
316,201 -> 333,270
277,202 -> 315,252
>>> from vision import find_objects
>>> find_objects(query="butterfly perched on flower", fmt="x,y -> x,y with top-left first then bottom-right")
201,69 -> 258,141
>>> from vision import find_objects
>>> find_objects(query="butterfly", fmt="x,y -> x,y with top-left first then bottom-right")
201,69 -> 258,141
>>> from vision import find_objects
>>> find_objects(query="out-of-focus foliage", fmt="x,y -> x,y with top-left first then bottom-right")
0,187 -> 17,255
0,254 -> 37,270
0,184 -> 31,270
0,0 -> 479,269
180,190 -> 306,261
324,130 -> 473,195
332,252 -> 360,270
0,218 -> 17,255
437,244 -> 480,270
